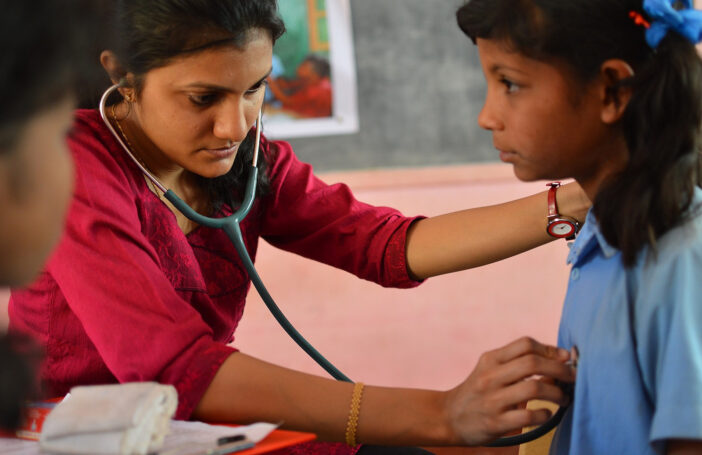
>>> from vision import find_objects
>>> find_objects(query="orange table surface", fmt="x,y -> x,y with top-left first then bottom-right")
236,427 -> 316,454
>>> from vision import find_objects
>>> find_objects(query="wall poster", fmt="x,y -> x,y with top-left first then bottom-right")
263,0 -> 359,139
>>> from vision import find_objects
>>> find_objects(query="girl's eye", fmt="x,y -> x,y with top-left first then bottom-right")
188,93 -> 218,106
500,78 -> 520,94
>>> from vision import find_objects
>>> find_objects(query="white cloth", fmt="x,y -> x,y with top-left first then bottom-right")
39,382 -> 177,455
1,421 -> 279,455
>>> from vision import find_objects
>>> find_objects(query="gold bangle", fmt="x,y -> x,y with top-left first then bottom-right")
345,382 -> 365,447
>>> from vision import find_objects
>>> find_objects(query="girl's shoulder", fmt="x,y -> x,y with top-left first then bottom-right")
629,193 -> 702,324
641,189 -> 702,272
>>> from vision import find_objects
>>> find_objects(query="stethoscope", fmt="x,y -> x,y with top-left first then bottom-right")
98,83 -> 570,447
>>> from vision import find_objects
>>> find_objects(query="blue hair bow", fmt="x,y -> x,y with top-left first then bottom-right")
642,0 -> 702,48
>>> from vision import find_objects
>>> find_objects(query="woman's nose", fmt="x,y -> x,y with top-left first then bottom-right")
213,100 -> 252,142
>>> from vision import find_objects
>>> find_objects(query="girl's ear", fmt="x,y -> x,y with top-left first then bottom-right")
599,59 -> 635,124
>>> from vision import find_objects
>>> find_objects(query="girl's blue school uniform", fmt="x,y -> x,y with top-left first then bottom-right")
550,189 -> 702,455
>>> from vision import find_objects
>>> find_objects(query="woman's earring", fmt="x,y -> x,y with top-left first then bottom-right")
112,90 -> 134,121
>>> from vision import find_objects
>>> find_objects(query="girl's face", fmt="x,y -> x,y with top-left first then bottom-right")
0,96 -> 74,285
476,38 -> 627,195
127,29 -> 273,180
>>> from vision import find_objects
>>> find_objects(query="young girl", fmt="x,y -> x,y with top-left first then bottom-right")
457,0 -> 702,453
9,1 -> 584,452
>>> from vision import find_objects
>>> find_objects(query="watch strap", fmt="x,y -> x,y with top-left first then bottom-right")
547,182 -> 560,219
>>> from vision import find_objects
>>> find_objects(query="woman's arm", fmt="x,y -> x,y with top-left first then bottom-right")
405,182 -> 590,280
193,337 -> 574,447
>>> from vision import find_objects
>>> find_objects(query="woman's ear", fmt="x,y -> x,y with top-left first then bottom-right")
100,50 -> 125,85
99,50 -> 136,100
599,59 -> 635,124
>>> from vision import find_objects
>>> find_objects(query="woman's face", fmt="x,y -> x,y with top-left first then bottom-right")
0,96 -> 75,286
128,29 -> 273,180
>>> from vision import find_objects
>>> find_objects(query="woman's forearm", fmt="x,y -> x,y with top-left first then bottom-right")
192,337 -> 575,447
405,182 -> 590,280
192,353 -> 450,444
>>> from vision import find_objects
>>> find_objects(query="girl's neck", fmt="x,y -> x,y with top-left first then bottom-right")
575,133 -> 630,203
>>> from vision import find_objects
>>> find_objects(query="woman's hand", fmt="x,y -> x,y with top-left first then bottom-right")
195,337 -> 574,447
443,337 -> 574,446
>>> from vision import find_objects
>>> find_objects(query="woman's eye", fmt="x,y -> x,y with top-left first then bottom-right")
188,93 -> 218,106
245,81 -> 268,95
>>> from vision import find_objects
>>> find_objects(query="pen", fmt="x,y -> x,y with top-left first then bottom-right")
147,435 -> 254,455
217,434 -> 246,445
205,437 -> 255,455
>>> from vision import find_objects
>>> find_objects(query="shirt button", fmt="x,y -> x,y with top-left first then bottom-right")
571,268 -> 580,281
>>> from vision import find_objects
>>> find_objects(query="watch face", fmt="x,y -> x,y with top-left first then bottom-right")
548,220 -> 576,238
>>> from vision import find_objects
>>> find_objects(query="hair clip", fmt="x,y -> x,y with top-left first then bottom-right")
629,11 -> 651,29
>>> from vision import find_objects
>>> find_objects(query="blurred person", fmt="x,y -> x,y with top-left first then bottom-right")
0,0 -> 107,430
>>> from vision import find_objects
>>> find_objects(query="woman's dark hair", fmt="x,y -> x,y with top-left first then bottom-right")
0,0 -> 104,150
457,0 -> 702,266
109,0 -> 286,212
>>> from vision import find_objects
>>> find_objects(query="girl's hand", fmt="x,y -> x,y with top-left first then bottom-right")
444,336 -> 574,445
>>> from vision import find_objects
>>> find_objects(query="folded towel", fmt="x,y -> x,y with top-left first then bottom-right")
40,382 -> 177,455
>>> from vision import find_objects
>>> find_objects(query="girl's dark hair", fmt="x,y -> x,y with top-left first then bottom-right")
110,0 -> 286,212
457,0 -> 702,266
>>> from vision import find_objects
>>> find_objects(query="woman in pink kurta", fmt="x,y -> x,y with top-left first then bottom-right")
10,109 -> 419,419
9,0 -> 584,452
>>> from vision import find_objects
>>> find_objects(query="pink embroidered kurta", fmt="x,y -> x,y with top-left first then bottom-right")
9,110 -> 421,453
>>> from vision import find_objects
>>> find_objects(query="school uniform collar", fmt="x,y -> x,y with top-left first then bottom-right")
566,209 -> 619,266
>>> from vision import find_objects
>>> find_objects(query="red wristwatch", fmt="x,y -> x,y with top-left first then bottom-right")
546,182 -> 580,240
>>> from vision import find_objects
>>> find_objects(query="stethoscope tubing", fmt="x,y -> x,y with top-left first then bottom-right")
98,83 -> 568,446
486,402 -> 569,447
98,84 -> 350,382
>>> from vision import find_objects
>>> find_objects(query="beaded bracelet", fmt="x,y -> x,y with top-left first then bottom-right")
345,382 -> 365,447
